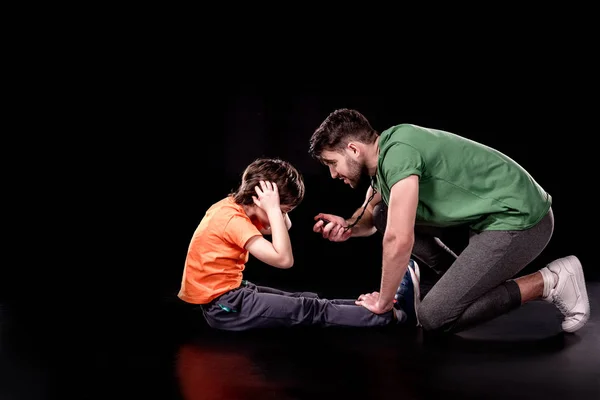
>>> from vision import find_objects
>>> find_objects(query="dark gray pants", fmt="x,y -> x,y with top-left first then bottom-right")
199,281 -> 394,331
372,203 -> 554,334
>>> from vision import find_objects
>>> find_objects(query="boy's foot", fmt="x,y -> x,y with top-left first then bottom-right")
541,255 -> 590,333
394,259 -> 421,326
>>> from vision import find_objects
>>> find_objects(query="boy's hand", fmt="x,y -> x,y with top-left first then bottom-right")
252,181 -> 280,212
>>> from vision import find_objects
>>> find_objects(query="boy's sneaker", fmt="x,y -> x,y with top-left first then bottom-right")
394,259 -> 421,326
542,255 -> 590,333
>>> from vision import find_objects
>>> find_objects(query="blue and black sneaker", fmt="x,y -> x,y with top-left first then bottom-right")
393,259 -> 421,326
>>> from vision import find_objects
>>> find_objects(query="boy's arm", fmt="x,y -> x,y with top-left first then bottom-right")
258,213 -> 291,234
245,181 -> 294,269
246,211 -> 294,269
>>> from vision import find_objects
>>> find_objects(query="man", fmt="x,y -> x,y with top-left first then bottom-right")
308,108 -> 590,334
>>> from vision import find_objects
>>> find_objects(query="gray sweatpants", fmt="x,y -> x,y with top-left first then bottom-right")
373,203 -> 554,334
199,281 -> 394,331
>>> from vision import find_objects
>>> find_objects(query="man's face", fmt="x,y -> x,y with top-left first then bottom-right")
319,149 -> 364,189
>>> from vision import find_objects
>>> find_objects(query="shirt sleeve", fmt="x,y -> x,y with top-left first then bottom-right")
380,142 -> 424,187
222,214 -> 262,249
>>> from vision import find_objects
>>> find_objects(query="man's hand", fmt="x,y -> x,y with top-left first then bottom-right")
355,291 -> 394,314
313,213 -> 352,242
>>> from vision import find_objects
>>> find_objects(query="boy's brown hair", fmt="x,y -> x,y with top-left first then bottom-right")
231,158 -> 305,210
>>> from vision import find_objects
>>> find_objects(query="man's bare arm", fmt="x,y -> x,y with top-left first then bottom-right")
346,185 -> 382,237
376,175 -> 419,311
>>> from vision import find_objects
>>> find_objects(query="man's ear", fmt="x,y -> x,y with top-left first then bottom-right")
347,142 -> 360,156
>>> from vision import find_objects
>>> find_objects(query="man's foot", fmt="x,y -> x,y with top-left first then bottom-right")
541,255 -> 590,333
394,259 -> 421,326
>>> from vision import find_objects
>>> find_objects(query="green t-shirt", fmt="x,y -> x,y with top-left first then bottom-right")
375,124 -> 552,231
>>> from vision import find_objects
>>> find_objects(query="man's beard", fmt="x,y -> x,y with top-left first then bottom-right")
345,155 -> 371,188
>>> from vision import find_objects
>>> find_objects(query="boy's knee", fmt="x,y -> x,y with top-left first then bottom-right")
300,292 -> 320,299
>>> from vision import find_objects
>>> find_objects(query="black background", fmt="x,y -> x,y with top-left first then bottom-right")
1,23 -> 598,399
3,47 -> 596,349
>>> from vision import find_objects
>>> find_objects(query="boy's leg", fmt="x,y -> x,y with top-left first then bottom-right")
243,281 -> 319,299
253,288 -> 387,307
201,286 -> 396,331
305,260 -> 421,321
241,281 -> 399,306
417,209 -> 555,334
254,286 -> 364,305
330,299 -> 359,305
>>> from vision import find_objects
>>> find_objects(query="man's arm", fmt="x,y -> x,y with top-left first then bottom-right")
346,185 -> 382,237
375,175 -> 419,312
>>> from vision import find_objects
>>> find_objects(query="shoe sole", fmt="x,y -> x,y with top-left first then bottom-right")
407,260 -> 421,327
558,256 -> 590,333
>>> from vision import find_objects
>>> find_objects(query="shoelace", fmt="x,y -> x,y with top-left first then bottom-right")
553,294 -> 569,314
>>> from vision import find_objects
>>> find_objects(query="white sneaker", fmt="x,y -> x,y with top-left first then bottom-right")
543,255 -> 590,333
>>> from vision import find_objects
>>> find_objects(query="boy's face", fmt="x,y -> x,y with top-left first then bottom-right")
254,205 -> 294,231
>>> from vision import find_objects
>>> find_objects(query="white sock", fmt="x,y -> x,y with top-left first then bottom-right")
540,267 -> 558,298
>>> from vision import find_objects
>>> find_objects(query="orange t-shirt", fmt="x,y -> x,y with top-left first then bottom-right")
178,196 -> 263,304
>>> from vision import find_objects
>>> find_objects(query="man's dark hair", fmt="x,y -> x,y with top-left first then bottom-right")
308,108 -> 379,161
231,158 -> 305,209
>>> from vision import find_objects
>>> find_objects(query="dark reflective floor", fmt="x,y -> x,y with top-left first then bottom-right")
2,283 -> 599,400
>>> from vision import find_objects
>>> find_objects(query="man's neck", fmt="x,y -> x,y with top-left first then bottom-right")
365,136 -> 380,176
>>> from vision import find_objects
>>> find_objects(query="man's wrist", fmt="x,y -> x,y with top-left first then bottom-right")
375,299 -> 394,313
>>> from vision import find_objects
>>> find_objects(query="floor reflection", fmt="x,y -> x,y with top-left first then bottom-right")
174,326 -> 422,400
176,335 -> 293,400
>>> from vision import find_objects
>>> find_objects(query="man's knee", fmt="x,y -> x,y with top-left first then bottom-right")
372,202 -> 387,233
418,299 -> 455,332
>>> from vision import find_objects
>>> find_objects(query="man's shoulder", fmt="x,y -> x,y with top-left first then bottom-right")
381,123 -> 420,136
380,124 -> 434,144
